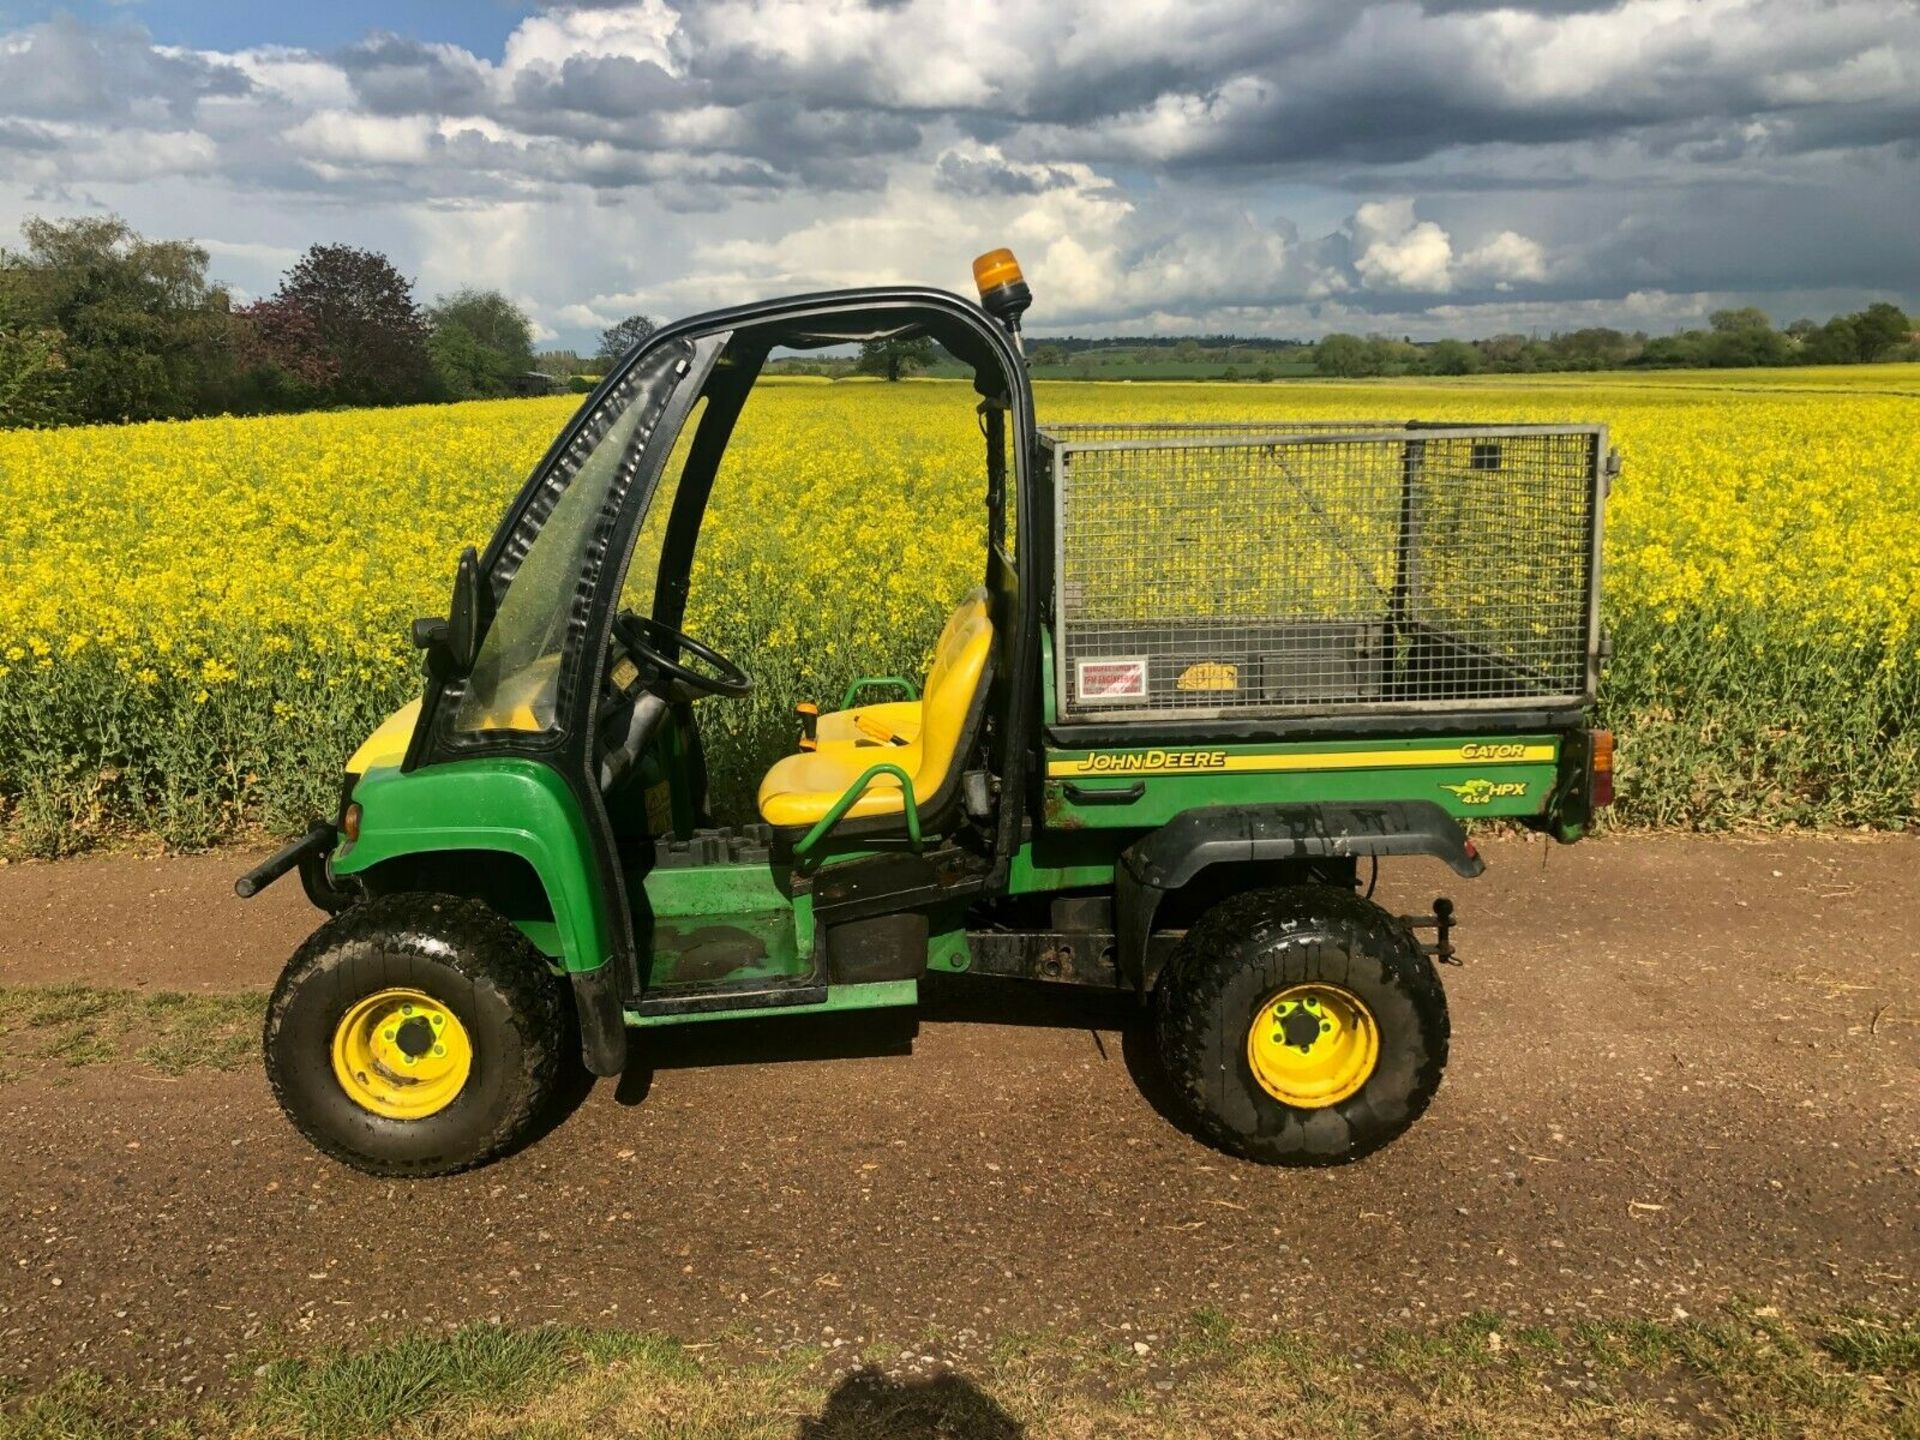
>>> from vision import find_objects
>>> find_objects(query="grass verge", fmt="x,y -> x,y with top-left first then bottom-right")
0,984 -> 266,1076
1,1305 -> 1914,1439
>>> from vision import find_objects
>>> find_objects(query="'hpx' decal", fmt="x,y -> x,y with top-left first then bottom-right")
1442,778 -> 1530,806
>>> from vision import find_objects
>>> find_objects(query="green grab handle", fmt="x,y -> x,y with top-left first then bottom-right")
793,763 -> 921,859
838,675 -> 920,709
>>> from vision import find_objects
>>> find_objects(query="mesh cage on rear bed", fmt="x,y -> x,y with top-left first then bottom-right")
1043,422 -> 1606,724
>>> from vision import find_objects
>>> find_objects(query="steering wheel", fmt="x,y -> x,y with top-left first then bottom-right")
610,611 -> 752,700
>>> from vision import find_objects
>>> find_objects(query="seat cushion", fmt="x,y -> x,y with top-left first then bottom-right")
758,743 -> 920,829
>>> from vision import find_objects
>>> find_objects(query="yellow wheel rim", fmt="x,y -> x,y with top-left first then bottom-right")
1246,983 -> 1379,1109
329,987 -> 473,1120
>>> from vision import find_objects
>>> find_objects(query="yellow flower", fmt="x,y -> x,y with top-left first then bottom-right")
1,367 -> 1916,837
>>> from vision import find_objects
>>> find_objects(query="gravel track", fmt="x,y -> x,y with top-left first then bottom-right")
0,833 -> 1915,1389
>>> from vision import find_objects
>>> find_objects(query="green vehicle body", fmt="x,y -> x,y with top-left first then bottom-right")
240,269 -> 1612,1085
327,727 -> 1579,1016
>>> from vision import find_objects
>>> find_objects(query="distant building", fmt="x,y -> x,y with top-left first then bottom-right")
509,371 -> 564,397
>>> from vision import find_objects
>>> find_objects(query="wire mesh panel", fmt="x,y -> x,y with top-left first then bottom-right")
1048,424 -> 1604,723
1043,421 -> 1401,443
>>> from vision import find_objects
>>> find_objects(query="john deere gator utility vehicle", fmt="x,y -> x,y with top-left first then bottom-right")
241,249 -> 1614,1177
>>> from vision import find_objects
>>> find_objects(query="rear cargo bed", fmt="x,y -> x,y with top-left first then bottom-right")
1040,421 -> 1610,732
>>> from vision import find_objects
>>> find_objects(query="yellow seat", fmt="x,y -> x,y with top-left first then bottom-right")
758,591 -> 994,830
809,591 -> 987,748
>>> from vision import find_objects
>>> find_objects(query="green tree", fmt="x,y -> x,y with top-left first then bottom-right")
1313,333 -> 1373,377
0,274 -> 71,427
1424,338 -> 1481,375
1476,333 -> 1535,371
1703,307 -> 1787,366
1362,335 -> 1416,374
1639,331 -> 1708,368
532,349 -> 586,379
596,314 -> 657,370
1,214 -> 232,424
428,288 -> 536,399
1548,327 -> 1636,369
1800,316 -> 1858,365
1030,343 -> 1067,367
271,244 -> 434,406
855,336 -> 935,381
1851,302 -> 1911,362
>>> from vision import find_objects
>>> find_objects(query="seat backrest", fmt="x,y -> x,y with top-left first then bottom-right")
914,590 -> 994,798
931,586 -> 989,663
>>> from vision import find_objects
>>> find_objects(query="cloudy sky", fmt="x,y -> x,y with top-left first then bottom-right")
0,0 -> 1915,346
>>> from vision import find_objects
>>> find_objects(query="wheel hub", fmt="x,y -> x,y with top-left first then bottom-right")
392,1015 -> 436,1058
330,988 -> 473,1120
1246,983 -> 1379,1109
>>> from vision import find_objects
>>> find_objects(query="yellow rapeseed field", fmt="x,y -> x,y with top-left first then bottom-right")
2,366 -> 1917,850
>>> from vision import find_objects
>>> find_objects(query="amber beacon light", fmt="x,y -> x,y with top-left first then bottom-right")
972,247 -> 1033,339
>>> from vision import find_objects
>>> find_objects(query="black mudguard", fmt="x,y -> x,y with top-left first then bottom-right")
571,964 -> 630,1077
1113,801 -> 1484,996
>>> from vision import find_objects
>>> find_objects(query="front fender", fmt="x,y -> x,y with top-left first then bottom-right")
332,758 -> 615,977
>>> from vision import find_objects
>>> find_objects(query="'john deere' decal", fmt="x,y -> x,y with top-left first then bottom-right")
1072,749 -> 1231,774
1442,778 -> 1530,806
1049,741 -> 1556,779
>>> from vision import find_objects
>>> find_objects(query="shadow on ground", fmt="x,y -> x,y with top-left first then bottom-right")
609,971 -> 1152,1110
796,1369 -> 1023,1439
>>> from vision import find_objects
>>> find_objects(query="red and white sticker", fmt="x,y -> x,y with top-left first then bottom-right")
1076,656 -> 1149,701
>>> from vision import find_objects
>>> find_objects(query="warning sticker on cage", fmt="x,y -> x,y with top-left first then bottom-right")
1076,657 -> 1149,701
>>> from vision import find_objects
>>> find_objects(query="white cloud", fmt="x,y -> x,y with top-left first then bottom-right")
0,121 -> 217,184
1458,229 -> 1550,289
0,0 -> 1912,346
221,46 -> 355,109
502,2 -> 680,77
1352,199 -> 1456,293
285,110 -> 435,166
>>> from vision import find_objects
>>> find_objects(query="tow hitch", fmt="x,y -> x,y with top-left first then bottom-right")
234,820 -> 358,912
1402,897 -> 1460,964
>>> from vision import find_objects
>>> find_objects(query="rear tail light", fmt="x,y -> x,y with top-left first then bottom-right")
1589,729 -> 1614,809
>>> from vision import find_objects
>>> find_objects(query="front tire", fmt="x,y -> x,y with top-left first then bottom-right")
1154,885 -> 1448,1165
264,893 -> 569,1177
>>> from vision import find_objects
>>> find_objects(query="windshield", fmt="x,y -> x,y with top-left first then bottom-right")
452,341 -> 690,736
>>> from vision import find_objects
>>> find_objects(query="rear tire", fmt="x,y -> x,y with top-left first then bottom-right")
264,893 -> 569,1177
1154,885 -> 1448,1165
